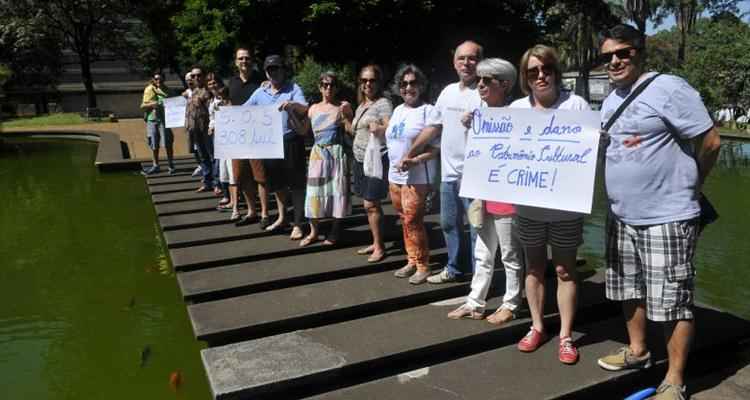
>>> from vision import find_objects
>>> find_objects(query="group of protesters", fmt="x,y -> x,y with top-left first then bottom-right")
141,23 -> 721,400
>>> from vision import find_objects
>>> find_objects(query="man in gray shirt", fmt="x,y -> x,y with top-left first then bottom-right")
596,24 -> 721,400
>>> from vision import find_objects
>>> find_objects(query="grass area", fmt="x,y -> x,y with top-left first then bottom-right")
1,113 -> 96,128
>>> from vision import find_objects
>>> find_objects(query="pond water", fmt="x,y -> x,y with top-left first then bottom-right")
0,137 -> 747,399
0,139 -> 210,399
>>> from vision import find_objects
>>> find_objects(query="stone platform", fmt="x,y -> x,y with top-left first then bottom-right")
143,162 -> 750,400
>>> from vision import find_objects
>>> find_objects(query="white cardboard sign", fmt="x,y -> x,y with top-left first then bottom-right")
213,105 -> 284,159
163,96 -> 187,128
458,107 -> 601,214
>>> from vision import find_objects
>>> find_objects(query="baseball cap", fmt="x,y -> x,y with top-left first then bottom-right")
263,55 -> 284,70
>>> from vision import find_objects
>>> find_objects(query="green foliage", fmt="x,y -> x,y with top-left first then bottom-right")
0,64 -> 11,87
0,8 -> 62,89
293,56 -> 356,104
677,17 -> 750,112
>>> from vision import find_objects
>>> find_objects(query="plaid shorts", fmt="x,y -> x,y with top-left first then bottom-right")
517,216 -> 584,249
605,214 -> 699,322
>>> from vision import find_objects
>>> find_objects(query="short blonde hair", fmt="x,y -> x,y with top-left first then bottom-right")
518,45 -> 562,95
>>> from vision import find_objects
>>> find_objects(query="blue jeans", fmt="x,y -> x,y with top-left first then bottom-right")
440,181 -> 476,278
190,129 -> 214,188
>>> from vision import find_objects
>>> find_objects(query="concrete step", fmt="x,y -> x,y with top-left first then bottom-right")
177,245 -> 448,303
187,252 -> 458,344
308,306 -> 750,400
199,271 -> 613,399
167,210 -> 442,270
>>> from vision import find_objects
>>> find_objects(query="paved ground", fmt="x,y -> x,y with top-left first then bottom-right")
3,118 -> 192,160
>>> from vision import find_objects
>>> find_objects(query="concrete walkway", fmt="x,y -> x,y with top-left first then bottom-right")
3,118 -> 191,160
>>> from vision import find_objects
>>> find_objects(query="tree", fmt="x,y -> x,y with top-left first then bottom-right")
2,0 -> 141,109
676,17 -> 750,113
132,0 -> 185,82
544,1 -> 619,101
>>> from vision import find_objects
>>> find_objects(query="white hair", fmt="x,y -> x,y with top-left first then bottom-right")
476,58 -> 517,95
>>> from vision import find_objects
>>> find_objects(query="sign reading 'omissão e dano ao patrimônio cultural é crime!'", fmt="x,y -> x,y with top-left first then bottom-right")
459,107 -> 601,214
163,96 -> 187,128
214,105 -> 284,159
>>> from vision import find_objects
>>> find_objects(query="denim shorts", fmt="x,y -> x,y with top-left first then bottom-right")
146,120 -> 174,150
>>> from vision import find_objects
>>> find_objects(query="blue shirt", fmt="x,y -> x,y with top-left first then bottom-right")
601,73 -> 713,225
244,82 -> 307,138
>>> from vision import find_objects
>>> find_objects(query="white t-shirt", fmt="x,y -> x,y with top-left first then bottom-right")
385,103 -> 440,185
433,82 -> 482,182
509,91 -> 591,222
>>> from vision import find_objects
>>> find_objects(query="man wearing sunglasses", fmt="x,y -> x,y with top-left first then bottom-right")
597,24 -> 721,400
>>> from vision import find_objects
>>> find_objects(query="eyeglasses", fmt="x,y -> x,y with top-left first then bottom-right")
526,65 -> 554,81
399,79 -> 419,89
320,82 -> 335,89
360,78 -> 377,85
598,47 -> 636,65
153,77 -> 162,81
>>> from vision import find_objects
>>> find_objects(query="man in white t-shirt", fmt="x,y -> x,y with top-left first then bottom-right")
403,40 -> 483,283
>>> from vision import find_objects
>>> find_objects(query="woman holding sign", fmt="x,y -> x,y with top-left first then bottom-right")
299,72 -> 353,246
511,45 -> 591,365
348,64 -> 392,262
447,58 -> 526,326
386,64 -> 441,285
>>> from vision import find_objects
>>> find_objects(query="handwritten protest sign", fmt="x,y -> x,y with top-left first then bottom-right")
458,107 -> 601,214
214,105 -> 283,159
163,96 -> 187,128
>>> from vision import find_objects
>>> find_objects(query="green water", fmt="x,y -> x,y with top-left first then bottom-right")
0,139 -> 210,399
0,138 -> 748,399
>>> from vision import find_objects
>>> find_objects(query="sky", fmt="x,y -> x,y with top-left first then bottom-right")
646,0 -> 750,34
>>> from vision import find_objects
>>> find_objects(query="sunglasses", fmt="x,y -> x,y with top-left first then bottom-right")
598,47 -> 636,65
236,56 -> 251,61
477,76 -> 499,85
360,78 -> 377,85
320,82 -> 335,89
526,65 -> 554,81
399,79 -> 419,89
153,77 -> 162,81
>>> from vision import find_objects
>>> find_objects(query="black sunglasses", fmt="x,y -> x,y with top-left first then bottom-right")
399,79 -> 419,89
526,65 -> 554,81
598,47 -> 637,65
320,82 -> 335,89
360,78 -> 377,85
477,76 -> 499,85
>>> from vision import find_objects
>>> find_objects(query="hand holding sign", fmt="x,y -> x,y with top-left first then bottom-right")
459,107 -> 601,214
163,96 -> 187,128
214,105 -> 284,159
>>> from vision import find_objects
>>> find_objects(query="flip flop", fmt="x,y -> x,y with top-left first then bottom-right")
195,186 -> 209,193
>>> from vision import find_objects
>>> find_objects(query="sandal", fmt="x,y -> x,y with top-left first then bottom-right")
289,226 -> 304,240
486,308 -> 516,325
367,252 -> 386,263
195,186 -> 209,193
216,203 -> 233,212
299,234 -> 318,247
258,217 -> 271,230
357,245 -> 374,255
230,211 -> 241,221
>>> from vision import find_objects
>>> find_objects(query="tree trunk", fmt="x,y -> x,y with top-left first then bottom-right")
79,50 -> 97,109
577,69 -> 591,103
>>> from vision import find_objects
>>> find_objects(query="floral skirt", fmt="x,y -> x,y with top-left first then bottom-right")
305,143 -> 351,219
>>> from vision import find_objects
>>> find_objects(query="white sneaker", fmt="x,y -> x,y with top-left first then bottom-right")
191,165 -> 202,177
426,268 -> 459,284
